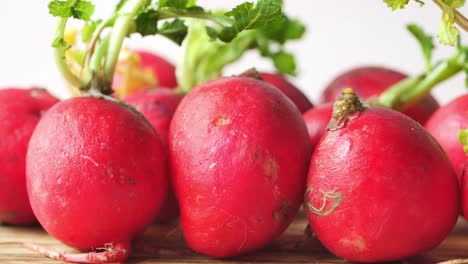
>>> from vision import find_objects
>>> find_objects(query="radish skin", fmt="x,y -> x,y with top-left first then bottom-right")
0,88 -> 58,225
302,103 -> 333,150
26,96 -> 168,261
260,72 -> 313,113
307,89 -> 459,262
425,95 -> 468,181
124,88 -> 184,222
170,77 -> 312,258
322,66 -> 439,124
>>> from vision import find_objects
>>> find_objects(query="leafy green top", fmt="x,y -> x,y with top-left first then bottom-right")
384,0 -> 467,46
49,0 -> 95,20
407,23 -> 435,72
176,13 -> 305,92
47,0 -> 293,93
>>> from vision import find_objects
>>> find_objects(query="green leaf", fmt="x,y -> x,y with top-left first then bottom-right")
135,9 -> 159,36
205,26 -> 219,41
81,19 -> 101,43
272,50 -> 296,75
438,7 -> 459,45
159,19 -> 188,45
436,0 -> 465,46
459,129 -> 468,155
48,0 -> 95,21
219,0 -> 286,42
260,18 -> 305,44
384,0 -> 410,10
407,23 -> 434,72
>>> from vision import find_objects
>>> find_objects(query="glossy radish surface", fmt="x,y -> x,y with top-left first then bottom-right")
306,90 -> 459,262
303,103 -> 333,150
170,77 -> 312,258
0,88 -> 58,225
26,96 -> 168,255
426,94 -> 468,181
260,72 -> 313,113
124,88 -> 184,222
322,66 -> 439,124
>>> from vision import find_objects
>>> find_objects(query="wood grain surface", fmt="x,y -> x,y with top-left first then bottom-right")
1,216 -> 468,264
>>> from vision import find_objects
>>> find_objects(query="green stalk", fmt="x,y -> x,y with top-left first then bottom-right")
54,18 -> 85,88
103,0 -> 150,85
158,9 -> 233,27
176,20 -> 257,94
89,36 -> 110,78
378,50 -> 464,110
82,15 -> 117,81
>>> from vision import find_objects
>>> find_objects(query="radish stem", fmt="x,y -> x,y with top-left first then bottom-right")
104,0 -> 149,86
54,18 -> 85,88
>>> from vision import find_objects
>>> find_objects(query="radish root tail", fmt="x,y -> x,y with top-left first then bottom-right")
23,241 -> 131,263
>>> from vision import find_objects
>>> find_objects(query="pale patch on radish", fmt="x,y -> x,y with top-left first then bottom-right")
263,157 -> 278,182
339,234 -> 367,251
80,155 -> 99,167
214,117 -> 232,127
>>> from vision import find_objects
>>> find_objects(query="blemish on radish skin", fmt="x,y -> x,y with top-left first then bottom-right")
214,117 -> 231,127
263,157 -> 278,182
128,177 -> 136,185
273,185 -> 282,200
339,236 -> 367,251
272,200 -> 291,222
209,162 -> 217,169
81,155 -> 99,167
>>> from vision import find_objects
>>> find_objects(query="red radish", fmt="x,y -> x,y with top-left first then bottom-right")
306,89 -> 459,262
462,159 -> 468,217
322,66 -> 439,124
260,72 -> 313,113
0,88 -> 58,225
170,76 -> 312,258
26,96 -> 168,262
303,103 -> 333,150
124,88 -> 183,147
124,88 -> 184,222
113,50 -> 177,98
425,95 -> 468,181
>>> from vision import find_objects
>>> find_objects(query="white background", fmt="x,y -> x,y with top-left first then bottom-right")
0,0 -> 466,105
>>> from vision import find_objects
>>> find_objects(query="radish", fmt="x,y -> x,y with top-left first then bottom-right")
302,103 -> 333,150
113,50 -> 177,98
169,76 -> 312,258
124,88 -> 183,147
322,66 -> 439,124
0,88 -> 58,225
425,94 -> 468,181
124,88 -> 184,222
306,88 -> 459,262
26,96 -> 168,262
34,0 -> 298,261
260,72 -> 313,113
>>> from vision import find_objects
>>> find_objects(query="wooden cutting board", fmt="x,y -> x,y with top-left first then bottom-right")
1,216 -> 468,263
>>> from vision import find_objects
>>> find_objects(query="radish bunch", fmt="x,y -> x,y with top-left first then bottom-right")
2,0 -> 467,263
